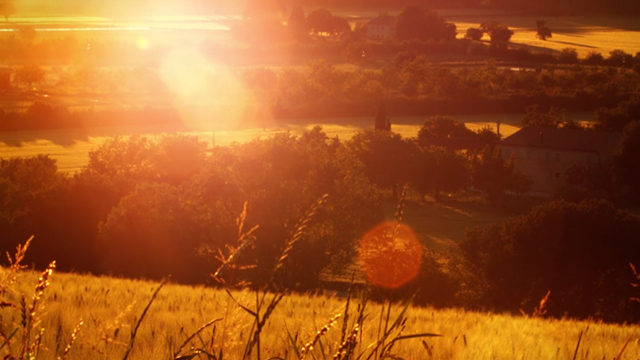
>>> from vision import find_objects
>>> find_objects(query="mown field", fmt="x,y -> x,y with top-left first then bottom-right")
1,269 -> 638,360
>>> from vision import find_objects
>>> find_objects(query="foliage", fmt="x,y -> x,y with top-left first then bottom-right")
346,129 -> 413,198
394,5 -> 456,42
480,21 -> 514,42
287,5 -> 310,41
409,146 -> 470,200
465,27 -> 483,41
92,128 -> 381,287
595,96 -> 640,131
14,65 -> 45,90
561,162 -> 615,202
416,116 -> 477,149
0,0 -> 15,21
521,104 -> 566,128
461,199 -> 640,322
535,20 -> 552,40
306,8 -> 350,37
613,120 -> 640,198
472,146 -> 530,204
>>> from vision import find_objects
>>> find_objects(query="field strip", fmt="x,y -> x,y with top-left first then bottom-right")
0,113 -> 535,173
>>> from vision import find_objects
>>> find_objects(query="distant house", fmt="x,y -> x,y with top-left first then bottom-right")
501,127 -> 622,195
367,15 -> 395,40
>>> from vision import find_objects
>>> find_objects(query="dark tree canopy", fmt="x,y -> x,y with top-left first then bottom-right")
461,199 -> 640,322
394,5 -> 456,42
614,120 -> 640,197
465,27 -> 483,41
416,116 -> 477,148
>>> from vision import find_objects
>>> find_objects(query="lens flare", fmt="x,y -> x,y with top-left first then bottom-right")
358,221 -> 423,289
137,37 -> 150,50
159,48 -> 254,130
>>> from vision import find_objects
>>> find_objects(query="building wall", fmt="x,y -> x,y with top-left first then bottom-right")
367,24 -> 393,40
502,145 -> 600,195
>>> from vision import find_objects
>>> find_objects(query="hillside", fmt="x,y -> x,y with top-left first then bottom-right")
1,269 -> 638,359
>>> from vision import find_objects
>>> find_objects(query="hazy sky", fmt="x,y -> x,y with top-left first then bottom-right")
14,0 -> 246,16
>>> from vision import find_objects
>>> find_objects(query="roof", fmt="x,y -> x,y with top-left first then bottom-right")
501,127 -> 622,155
368,15 -> 395,27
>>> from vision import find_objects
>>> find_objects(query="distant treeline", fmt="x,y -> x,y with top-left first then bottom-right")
2,57 -> 639,132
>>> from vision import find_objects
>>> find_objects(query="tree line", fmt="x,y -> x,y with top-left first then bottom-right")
4,56 -> 639,133
0,121 -> 520,286
3,117 -> 640,321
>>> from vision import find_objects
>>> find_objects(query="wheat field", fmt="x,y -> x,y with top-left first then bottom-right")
1,267 -> 638,360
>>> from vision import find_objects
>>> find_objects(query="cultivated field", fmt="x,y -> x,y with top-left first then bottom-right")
1,269 -> 638,360
341,9 -> 640,58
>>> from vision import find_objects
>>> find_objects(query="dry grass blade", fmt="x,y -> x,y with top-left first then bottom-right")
299,314 -> 341,360
58,319 -> 83,360
613,334 -> 634,360
122,277 -> 169,360
333,324 -> 359,360
21,260 -> 55,360
212,202 -> 258,285
274,194 -> 328,276
572,330 -> 583,360
392,186 -> 408,241
533,290 -> 551,317
173,318 -> 222,359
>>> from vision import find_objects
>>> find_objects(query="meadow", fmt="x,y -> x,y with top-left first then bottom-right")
2,267 -> 638,360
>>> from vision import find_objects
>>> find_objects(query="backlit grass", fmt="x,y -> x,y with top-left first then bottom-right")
2,269 -> 638,359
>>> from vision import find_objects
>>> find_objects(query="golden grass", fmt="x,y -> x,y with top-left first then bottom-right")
1,269 -> 639,360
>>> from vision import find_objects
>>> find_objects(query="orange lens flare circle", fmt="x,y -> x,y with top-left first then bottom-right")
358,221 -> 423,289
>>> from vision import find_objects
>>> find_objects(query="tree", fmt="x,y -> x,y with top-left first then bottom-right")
583,51 -> 604,65
410,146 -> 470,201
416,116 -> 477,149
465,27 -> 484,41
606,49 -> 634,68
535,20 -> 552,40
460,199 -> 640,322
614,120 -> 640,198
374,100 -> 391,131
394,5 -> 456,42
98,182 -> 212,283
561,162 -> 615,201
558,48 -> 578,64
14,65 -> 45,90
595,97 -> 640,131
287,5 -> 309,41
472,145 -> 530,204
346,130 -> 414,199
0,1 -> 15,21
521,105 -> 566,128
481,21 -> 514,42
306,8 -> 334,35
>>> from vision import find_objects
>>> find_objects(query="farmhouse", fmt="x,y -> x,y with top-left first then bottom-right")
501,127 -> 622,195
367,15 -> 395,40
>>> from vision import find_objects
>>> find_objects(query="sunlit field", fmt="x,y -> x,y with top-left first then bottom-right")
340,9 -> 640,58
2,269 -> 638,360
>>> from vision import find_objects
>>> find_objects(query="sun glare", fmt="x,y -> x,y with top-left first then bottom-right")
159,48 -> 254,130
359,221 -> 423,289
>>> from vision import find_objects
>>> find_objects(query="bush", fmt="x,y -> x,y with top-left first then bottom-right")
461,199 -> 640,322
